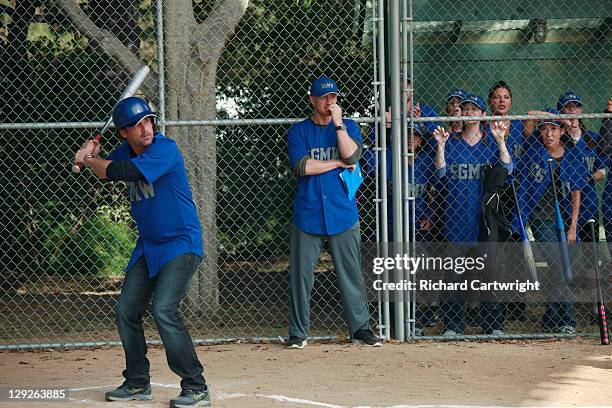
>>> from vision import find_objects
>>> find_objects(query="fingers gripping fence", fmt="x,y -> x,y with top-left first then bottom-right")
0,0 -> 610,349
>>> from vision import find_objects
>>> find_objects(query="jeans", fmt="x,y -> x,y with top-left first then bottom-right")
530,219 -> 576,330
115,252 -> 206,391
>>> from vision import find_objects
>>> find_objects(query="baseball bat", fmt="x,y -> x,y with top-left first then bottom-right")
510,181 -> 538,283
546,158 -> 572,282
72,65 -> 150,173
587,219 -> 609,345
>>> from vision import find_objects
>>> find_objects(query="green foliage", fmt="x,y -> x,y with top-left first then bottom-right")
0,27 -> 134,279
215,0 -> 373,260
218,0 -> 373,118
42,210 -> 136,278
216,124 -> 294,258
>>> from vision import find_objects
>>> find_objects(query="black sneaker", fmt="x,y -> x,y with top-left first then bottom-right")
170,388 -> 211,407
285,336 -> 307,349
352,329 -> 382,347
104,383 -> 152,402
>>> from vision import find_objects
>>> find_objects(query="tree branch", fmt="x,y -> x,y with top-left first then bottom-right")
51,0 -> 157,101
193,0 -> 248,63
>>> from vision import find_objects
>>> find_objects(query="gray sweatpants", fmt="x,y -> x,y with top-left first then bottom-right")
288,222 -> 370,338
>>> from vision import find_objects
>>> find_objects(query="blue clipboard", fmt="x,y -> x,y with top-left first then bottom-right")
339,162 -> 363,201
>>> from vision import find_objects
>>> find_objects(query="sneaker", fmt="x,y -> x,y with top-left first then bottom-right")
489,329 -> 504,335
442,329 -> 458,336
555,325 -> 576,334
352,329 -> 382,347
170,388 -> 211,408
413,327 -> 424,336
285,336 -> 307,349
104,384 -> 152,402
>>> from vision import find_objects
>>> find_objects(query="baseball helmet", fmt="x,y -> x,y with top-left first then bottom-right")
112,96 -> 156,130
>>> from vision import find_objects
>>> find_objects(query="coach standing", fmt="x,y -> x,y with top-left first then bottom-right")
74,97 -> 210,407
285,75 -> 381,349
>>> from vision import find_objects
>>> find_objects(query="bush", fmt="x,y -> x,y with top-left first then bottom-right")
42,209 -> 136,278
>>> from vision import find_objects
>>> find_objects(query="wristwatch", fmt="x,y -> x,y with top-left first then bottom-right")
335,122 -> 346,131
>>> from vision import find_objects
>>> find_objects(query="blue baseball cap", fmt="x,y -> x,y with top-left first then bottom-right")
410,123 -> 426,136
538,108 -> 562,128
446,88 -> 468,103
309,75 -> 339,97
557,92 -> 582,110
460,93 -> 487,112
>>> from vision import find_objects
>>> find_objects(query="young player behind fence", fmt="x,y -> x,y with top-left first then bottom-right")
432,93 -> 512,335
512,109 -> 587,334
556,92 -> 605,243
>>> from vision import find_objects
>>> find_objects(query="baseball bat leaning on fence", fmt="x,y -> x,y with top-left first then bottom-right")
72,65 -> 151,173
587,219 -> 609,345
545,158 -> 572,282
510,181 -> 538,283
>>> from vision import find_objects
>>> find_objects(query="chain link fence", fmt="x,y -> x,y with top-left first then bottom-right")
0,0 -> 610,348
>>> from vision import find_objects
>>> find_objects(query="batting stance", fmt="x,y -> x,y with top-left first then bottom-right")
285,75 -> 381,349
74,97 -> 210,407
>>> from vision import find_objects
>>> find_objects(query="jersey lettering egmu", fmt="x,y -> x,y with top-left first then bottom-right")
309,146 -> 339,161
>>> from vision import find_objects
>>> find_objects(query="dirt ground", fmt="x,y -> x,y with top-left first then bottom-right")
0,337 -> 611,408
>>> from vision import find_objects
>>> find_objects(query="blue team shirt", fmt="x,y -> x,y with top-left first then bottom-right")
565,131 -> 603,224
108,133 -> 203,277
287,118 -> 363,235
419,103 -> 439,134
507,120 -> 525,161
364,146 -> 435,234
512,143 -> 587,233
435,132 -> 513,243
361,127 -> 436,235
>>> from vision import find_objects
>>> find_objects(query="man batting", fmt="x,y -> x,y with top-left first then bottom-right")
285,75 -> 381,349
74,97 -> 210,407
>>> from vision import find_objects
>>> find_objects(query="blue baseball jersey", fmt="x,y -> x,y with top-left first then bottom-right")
523,127 -> 541,153
419,103 -> 439,134
435,132 -> 513,243
507,120 -> 525,161
363,141 -> 433,213
565,130 -> 603,225
287,118 -> 363,235
361,128 -> 437,236
512,143 -> 587,233
383,150 -> 435,235
108,133 -> 203,277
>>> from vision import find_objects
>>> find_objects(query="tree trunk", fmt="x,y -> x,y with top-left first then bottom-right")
163,0 -> 248,315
